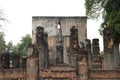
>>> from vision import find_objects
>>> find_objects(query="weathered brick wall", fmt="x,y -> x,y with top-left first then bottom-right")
48,36 -> 56,65
0,69 -> 26,79
32,16 -> 87,44
60,17 -> 87,43
32,16 -> 87,68
63,36 -> 70,64
89,69 -> 120,79
39,65 -> 76,80
1,68 -> 120,80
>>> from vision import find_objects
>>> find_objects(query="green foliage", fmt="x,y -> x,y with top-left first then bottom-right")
85,0 -> 104,19
13,34 -> 32,56
0,32 -> 6,54
6,41 -> 14,53
85,0 -> 120,41
0,9 -> 8,54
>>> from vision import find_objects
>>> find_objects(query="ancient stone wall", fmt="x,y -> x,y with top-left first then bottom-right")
89,69 -> 120,79
32,16 -> 87,50
32,16 -> 87,67
63,36 -> 70,64
0,69 -> 26,79
48,36 -> 56,65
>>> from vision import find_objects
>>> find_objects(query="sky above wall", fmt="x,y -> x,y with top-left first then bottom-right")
0,0 -> 103,51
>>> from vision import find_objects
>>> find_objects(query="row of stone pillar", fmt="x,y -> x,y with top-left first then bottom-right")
69,26 -> 102,70
0,53 -> 26,69
69,26 -> 88,80
85,39 -> 102,69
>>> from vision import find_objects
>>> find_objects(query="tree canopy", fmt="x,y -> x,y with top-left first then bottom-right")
0,32 -> 6,53
6,41 -> 14,53
85,0 -> 120,41
13,34 -> 32,56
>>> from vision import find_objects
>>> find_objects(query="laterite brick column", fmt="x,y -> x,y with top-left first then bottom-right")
70,26 -> 79,68
92,39 -> 102,69
77,47 -> 88,80
27,44 -> 39,80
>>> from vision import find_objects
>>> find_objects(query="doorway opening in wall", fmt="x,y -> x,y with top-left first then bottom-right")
55,22 -> 63,64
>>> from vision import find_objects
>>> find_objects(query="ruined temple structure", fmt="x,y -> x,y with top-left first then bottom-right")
32,17 -> 105,80
0,17 -> 120,80
32,16 -> 89,80
31,17 -> 120,80
34,25 -> 88,80
32,17 -> 87,66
